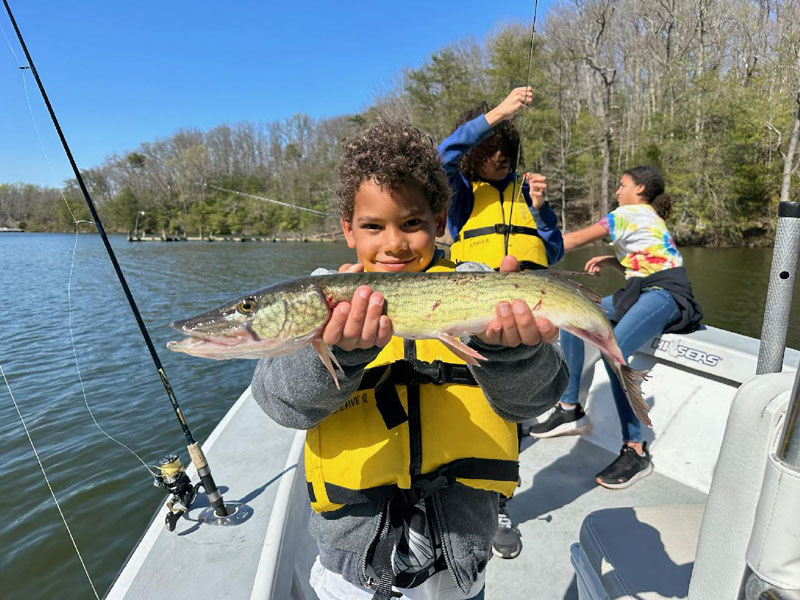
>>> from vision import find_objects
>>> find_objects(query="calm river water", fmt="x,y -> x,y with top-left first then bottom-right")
0,233 -> 797,599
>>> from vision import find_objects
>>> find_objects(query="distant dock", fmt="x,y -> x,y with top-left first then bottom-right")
0,228 -> 23,233
127,231 -> 342,243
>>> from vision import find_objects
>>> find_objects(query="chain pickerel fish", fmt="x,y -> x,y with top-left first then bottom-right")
167,271 -> 651,426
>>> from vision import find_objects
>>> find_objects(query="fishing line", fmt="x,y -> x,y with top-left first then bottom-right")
207,183 -> 336,217
1,365 -> 101,600
3,0 -> 231,518
506,0 -> 540,255
66,227 -> 159,480
2,15 -> 157,481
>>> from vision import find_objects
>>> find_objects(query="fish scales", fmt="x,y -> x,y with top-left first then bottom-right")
167,270 -> 652,426
310,271 -> 607,338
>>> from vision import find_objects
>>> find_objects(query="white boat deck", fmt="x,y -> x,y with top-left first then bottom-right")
105,391 -> 297,599
487,435 -> 705,599
106,327 -> 799,600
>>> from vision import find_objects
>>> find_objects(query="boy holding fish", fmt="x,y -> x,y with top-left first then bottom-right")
250,120 -> 569,600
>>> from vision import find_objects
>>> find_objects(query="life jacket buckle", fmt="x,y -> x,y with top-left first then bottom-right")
493,223 -> 510,235
365,577 -> 403,598
401,468 -> 455,505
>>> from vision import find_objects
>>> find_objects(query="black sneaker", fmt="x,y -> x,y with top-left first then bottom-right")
529,403 -> 589,438
492,508 -> 522,559
595,442 -> 654,489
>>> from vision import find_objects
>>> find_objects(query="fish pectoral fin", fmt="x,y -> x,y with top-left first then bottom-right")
436,334 -> 487,366
312,339 -> 342,390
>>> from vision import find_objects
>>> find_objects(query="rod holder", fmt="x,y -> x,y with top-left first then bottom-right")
757,202 -> 800,375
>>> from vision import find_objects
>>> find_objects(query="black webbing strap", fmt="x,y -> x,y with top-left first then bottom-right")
359,366 -> 409,430
460,223 -> 540,240
444,457 -> 519,482
358,360 -> 478,389
306,481 -> 316,503
325,481 -> 397,505
325,458 -> 520,506
357,360 -> 478,430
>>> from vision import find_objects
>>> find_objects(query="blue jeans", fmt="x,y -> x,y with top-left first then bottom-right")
559,289 -> 680,442
469,588 -> 485,599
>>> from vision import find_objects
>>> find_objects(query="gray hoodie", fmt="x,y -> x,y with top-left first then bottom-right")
251,334 -> 568,594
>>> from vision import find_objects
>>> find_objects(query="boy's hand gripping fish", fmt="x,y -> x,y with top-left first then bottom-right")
167,271 -> 651,426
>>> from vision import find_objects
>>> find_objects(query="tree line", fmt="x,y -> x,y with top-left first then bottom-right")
3,0 -> 800,245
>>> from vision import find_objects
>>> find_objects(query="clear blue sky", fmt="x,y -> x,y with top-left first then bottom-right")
0,0 -> 553,187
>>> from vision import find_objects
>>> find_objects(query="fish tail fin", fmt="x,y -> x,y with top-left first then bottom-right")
312,339 -> 343,390
611,363 -> 651,427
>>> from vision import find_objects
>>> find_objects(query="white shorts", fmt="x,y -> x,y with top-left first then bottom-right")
309,556 -> 485,600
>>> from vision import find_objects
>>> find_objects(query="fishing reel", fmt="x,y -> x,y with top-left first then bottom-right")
153,454 -> 200,531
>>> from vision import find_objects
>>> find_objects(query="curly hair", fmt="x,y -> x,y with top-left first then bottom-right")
336,120 -> 450,222
453,101 -> 522,181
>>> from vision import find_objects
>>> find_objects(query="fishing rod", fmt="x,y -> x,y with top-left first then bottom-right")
2,0 -> 237,529
505,0 -> 540,256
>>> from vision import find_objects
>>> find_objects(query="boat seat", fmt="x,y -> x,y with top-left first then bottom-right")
571,371 -> 796,600
571,504 -> 703,600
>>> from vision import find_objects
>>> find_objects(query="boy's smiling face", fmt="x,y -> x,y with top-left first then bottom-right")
341,178 -> 446,273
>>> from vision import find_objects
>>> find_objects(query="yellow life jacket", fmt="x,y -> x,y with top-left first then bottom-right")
304,258 -> 519,513
450,177 -> 548,270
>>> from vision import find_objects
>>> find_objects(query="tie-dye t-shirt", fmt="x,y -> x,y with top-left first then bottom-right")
598,203 -> 682,279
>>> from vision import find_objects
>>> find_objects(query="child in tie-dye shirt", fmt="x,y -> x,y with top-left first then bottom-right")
529,165 -> 702,489
599,202 -> 682,278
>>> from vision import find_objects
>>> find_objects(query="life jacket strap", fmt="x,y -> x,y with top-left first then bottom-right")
459,223 -> 540,241
322,458 -> 520,506
357,360 -> 478,430
359,359 -> 478,389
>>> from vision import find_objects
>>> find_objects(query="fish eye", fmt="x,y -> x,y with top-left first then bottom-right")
237,298 -> 256,314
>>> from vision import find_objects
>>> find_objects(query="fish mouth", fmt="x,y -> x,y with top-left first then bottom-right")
167,315 -> 262,358
167,329 -> 259,358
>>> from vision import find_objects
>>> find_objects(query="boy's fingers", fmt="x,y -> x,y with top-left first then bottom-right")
376,315 -> 393,347
342,286 -> 371,341
498,255 -> 520,272
479,321 -> 502,345
323,302 -> 350,345
359,293 -> 384,346
512,301 -> 541,347
497,302 -> 521,347
535,317 -> 559,344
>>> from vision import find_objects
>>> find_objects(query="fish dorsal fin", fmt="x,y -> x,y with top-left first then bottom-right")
542,271 -> 604,305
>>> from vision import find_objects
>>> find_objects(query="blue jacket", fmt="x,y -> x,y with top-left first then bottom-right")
438,115 -> 565,265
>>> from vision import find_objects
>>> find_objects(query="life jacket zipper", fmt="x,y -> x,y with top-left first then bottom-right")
362,499 -> 389,587
430,492 -> 469,593
404,340 -> 422,477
